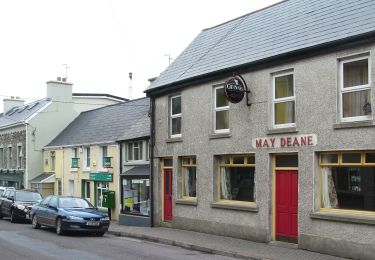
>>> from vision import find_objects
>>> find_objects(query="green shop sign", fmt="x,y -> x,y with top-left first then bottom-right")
90,172 -> 113,182
103,156 -> 112,168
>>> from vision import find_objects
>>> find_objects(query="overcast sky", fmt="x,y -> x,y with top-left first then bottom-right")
0,0 -> 282,112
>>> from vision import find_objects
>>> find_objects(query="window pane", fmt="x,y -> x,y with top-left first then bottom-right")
183,167 -> 196,197
247,156 -> 255,165
171,117 -> 181,135
322,167 -> 375,212
123,178 -> 150,216
276,155 -> 298,167
275,101 -> 295,125
192,157 -> 196,165
171,96 -> 181,115
321,154 -> 338,164
182,157 -> 190,165
365,153 -> 375,164
216,110 -> 229,130
128,143 -> 133,161
134,146 -> 140,160
139,142 -> 143,160
342,90 -> 371,118
216,87 -> 228,108
275,74 -> 294,99
221,156 -> 230,164
163,159 -> 173,167
342,153 -> 361,164
233,156 -> 244,164
220,167 -> 255,202
343,59 -> 368,88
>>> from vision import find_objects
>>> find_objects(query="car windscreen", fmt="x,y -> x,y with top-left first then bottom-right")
15,191 -> 42,202
58,197 -> 94,209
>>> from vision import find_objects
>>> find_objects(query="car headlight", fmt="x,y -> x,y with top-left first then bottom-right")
67,215 -> 84,220
17,205 -> 25,210
101,217 -> 110,221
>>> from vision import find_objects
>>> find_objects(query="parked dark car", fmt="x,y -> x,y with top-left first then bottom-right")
30,196 -> 110,236
0,189 -> 42,223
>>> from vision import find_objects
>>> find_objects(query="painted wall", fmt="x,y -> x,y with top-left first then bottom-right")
61,144 -> 120,220
72,97 -> 124,113
152,42 -> 375,258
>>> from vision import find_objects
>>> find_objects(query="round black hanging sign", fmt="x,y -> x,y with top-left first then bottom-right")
224,76 -> 246,103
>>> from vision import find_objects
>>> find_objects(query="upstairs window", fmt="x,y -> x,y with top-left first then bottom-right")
214,86 -> 229,133
170,95 -> 182,138
127,141 -> 143,162
340,56 -> 371,122
17,145 -> 23,169
273,73 -> 295,128
7,146 -> 12,169
101,146 -> 108,167
0,148 -> 3,168
84,147 -> 91,169
71,148 -> 79,169
50,151 -> 55,171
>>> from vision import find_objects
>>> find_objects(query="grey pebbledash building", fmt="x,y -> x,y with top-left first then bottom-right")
145,1 -> 375,259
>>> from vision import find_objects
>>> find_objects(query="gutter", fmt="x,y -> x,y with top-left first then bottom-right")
145,31 -> 375,97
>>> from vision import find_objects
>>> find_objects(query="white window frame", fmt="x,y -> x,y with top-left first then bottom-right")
71,147 -> 79,171
272,72 -> 296,129
339,55 -> 371,122
83,147 -> 91,171
170,95 -> 182,138
126,140 -> 145,162
100,146 -> 108,168
214,86 -> 230,133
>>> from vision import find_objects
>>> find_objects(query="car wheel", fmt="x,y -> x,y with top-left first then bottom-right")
32,215 -> 41,229
10,210 -> 17,223
56,218 -> 64,236
96,231 -> 105,237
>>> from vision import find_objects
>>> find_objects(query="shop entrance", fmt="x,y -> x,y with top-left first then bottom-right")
273,154 -> 298,243
163,168 -> 173,221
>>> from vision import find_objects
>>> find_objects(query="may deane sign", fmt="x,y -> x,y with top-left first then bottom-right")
252,134 -> 317,149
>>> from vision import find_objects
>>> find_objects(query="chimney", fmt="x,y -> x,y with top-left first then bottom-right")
46,78 -> 73,103
3,97 -> 25,114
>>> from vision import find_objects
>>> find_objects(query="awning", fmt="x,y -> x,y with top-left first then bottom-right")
121,166 -> 150,177
30,173 -> 55,184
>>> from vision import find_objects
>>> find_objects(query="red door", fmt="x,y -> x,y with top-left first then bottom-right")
163,169 -> 173,221
276,170 -> 298,243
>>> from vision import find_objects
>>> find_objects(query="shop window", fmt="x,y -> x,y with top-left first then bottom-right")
122,178 -> 150,216
181,156 -> 197,198
96,182 -> 108,207
273,72 -> 295,128
217,155 -> 255,202
320,151 -> 375,212
170,95 -> 182,138
214,86 -> 229,133
339,56 -> 371,122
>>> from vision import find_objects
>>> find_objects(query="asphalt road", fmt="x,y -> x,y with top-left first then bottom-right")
0,218 -> 236,260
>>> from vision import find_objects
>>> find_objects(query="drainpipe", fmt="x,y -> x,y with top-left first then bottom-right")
25,123 -> 28,189
119,140 -> 123,214
150,97 -> 155,227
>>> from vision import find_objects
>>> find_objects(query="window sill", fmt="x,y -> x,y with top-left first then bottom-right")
267,127 -> 298,135
209,132 -> 231,139
166,137 -> 183,143
310,210 -> 375,225
175,198 -> 197,206
333,120 -> 374,129
124,161 -> 149,166
211,201 -> 258,212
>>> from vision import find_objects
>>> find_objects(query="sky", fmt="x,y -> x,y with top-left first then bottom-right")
0,0 -> 282,112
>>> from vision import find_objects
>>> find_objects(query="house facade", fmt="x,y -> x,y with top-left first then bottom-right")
145,1 -> 375,259
45,97 -> 150,221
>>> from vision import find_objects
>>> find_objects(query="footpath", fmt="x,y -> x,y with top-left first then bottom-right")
108,221 -> 348,260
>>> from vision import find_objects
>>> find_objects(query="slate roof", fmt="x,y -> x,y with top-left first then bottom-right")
46,97 -> 150,147
30,173 -> 55,183
146,0 -> 375,93
121,165 -> 150,176
0,99 -> 51,128
117,112 -> 150,141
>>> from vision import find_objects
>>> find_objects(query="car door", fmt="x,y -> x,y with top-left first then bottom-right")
3,190 -> 15,217
44,196 -> 59,227
35,196 -> 51,225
